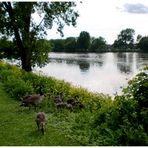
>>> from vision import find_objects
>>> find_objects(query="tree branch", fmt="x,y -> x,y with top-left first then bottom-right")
2,2 -> 24,51
36,15 -> 45,30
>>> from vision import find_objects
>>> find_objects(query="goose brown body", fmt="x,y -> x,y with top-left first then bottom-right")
35,112 -> 46,135
20,94 -> 44,109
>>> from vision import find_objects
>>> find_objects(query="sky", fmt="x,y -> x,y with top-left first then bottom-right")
45,0 -> 148,44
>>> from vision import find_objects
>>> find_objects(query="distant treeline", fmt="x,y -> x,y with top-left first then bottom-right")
50,35 -> 108,53
50,28 -> 148,53
0,28 -> 148,57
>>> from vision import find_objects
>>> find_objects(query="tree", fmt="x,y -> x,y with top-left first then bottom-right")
64,37 -> 77,52
89,36 -> 107,52
50,39 -> 65,52
0,37 -> 18,59
77,31 -> 90,52
0,2 -> 79,71
137,36 -> 148,52
113,28 -> 135,49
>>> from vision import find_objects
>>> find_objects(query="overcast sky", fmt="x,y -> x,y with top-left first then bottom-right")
46,0 -> 148,44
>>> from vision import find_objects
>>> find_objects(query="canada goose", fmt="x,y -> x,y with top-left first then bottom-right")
35,112 -> 46,135
20,92 -> 44,110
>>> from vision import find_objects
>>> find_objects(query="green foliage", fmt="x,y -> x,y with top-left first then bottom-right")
50,33 -> 108,53
77,31 -> 91,52
137,36 -> 148,52
68,68 -> 148,146
0,2 -> 79,38
123,71 -> 148,108
0,37 -> 19,59
4,76 -> 34,99
0,62 -> 34,99
32,39 -> 52,67
0,2 -> 79,71
122,70 -> 148,133
89,36 -> 107,52
113,28 -> 135,49
50,39 -> 65,52
64,37 -> 77,52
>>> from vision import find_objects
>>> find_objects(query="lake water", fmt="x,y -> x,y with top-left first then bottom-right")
35,52 -> 148,97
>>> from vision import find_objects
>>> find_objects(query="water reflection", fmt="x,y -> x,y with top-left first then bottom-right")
49,53 -> 105,72
36,52 -> 148,97
115,53 -> 133,74
78,61 -> 90,72
136,53 -> 148,69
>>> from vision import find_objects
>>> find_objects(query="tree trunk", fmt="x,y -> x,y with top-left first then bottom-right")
3,2 -> 32,72
21,3 -> 33,72
21,48 -> 32,72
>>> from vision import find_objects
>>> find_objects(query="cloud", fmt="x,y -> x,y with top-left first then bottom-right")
123,3 -> 148,14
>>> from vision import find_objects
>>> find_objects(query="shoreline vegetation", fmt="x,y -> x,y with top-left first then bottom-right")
0,61 -> 147,146
1,29 -> 148,62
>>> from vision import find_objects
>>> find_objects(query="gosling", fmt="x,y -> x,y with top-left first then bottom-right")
35,112 -> 46,135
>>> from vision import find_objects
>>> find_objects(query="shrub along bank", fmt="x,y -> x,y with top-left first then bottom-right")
0,61 -> 147,146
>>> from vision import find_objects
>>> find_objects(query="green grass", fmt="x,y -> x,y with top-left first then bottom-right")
0,83 -> 80,146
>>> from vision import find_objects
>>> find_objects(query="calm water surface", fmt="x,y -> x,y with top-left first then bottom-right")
36,52 -> 148,97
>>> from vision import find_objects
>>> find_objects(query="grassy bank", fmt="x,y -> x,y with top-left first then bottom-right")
0,83 -> 82,146
0,61 -> 110,146
0,61 -> 147,146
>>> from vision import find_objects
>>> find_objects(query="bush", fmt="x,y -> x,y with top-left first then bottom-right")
83,69 -> 148,145
123,72 -> 148,108
4,76 -> 34,99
